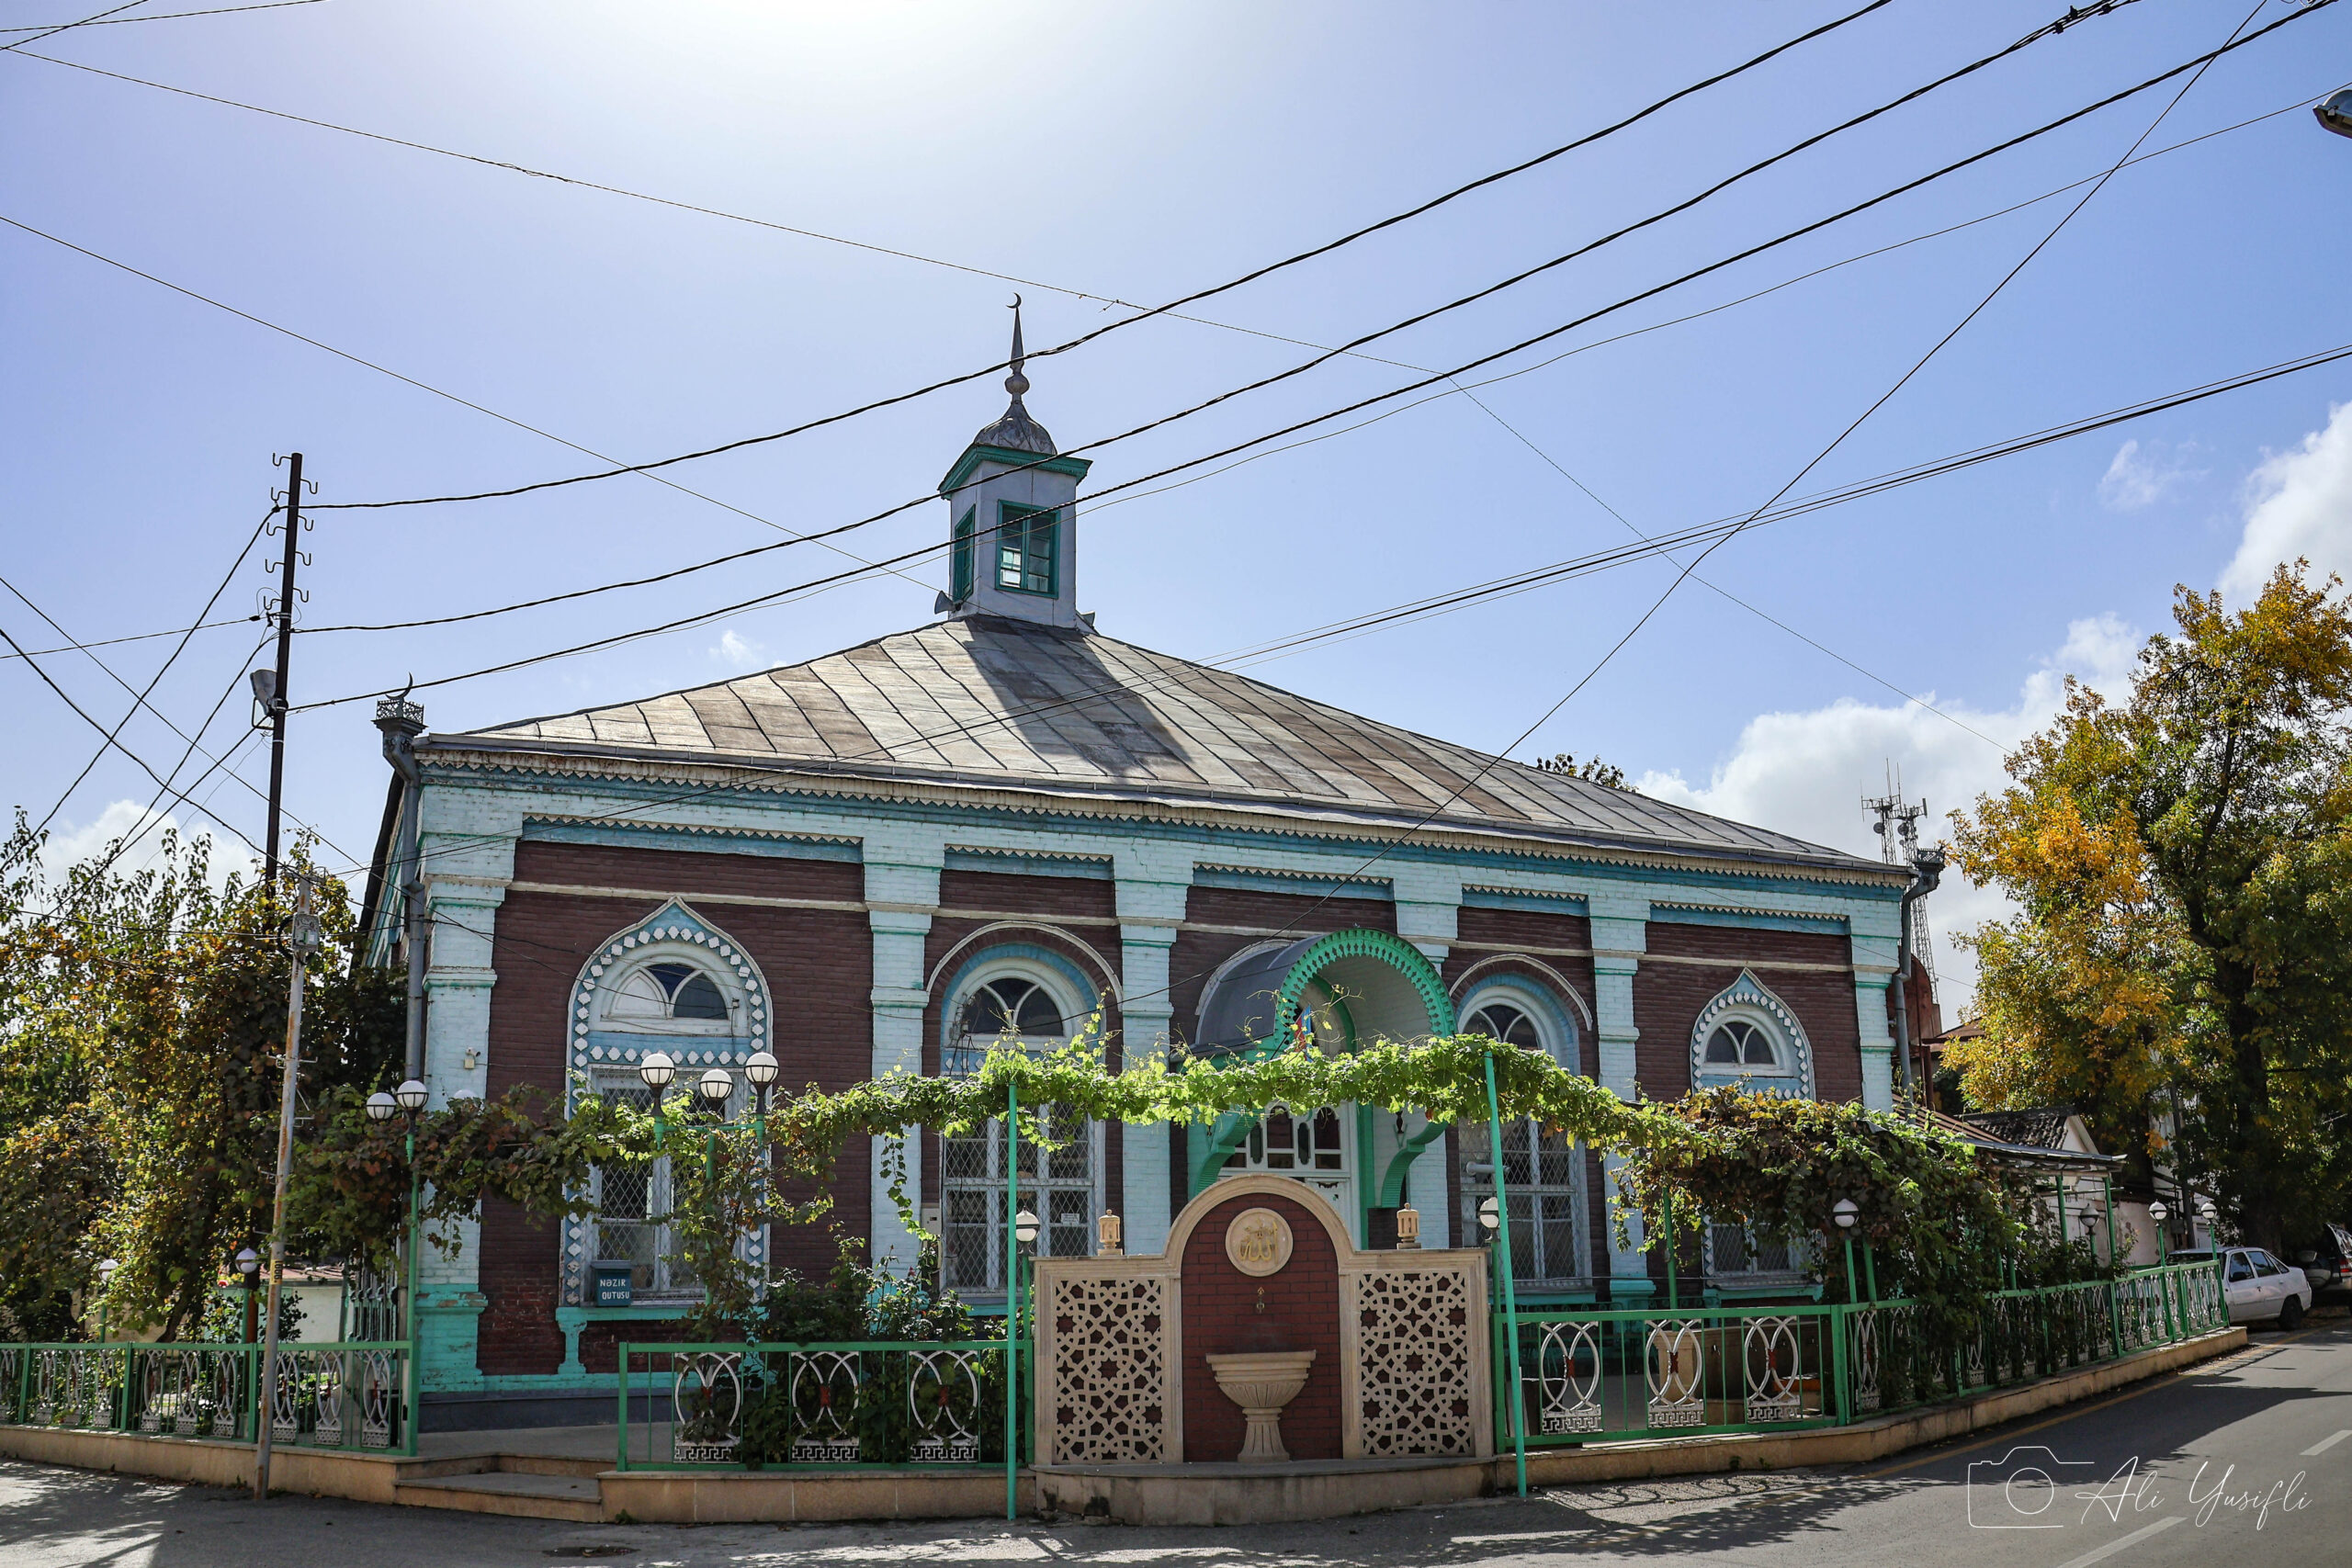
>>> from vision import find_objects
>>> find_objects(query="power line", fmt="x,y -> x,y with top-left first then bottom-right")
1280,0 -> 2281,954
284,88 -> 2318,646
16,507 -> 274,839
1,1 -> 152,55
297,332 -> 2352,900
285,322 -> 2352,721
9,0 -> 1902,500
0,1 -> 324,33
306,0 -> 2126,515
0,613 -> 259,661
273,12 -> 2346,711
271,0 -> 2340,671
1084,89 -> 2320,518
0,213 -> 943,593
0,618 -> 267,859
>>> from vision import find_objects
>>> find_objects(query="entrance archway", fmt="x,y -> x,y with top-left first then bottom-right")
1187,930 -> 1455,1243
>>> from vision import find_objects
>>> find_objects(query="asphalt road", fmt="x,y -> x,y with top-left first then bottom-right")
1,1323 -> 2344,1567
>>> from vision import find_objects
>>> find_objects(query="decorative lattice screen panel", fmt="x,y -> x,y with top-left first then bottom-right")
1349,1266 -> 1477,1457
1044,1274 -> 1174,1463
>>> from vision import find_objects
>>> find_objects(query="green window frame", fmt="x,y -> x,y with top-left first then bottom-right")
995,502 -> 1057,597
950,507 -> 976,603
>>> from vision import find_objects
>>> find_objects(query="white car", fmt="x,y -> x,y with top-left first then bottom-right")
2175,1247 -> 2312,1329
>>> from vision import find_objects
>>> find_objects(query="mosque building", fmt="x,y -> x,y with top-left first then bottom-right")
361,317 -> 1912,1423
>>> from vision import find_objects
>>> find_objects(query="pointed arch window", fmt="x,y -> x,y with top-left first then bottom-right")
560,907 -> 770,1306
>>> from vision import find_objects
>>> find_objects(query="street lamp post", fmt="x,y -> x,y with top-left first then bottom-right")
2147,1200 -> 2174,1338
235,1248 -> 260,1345
368,1078 -> 430,1454
639,1052 -> 677,1148
1834,1199 -> 1860,1303
744,1051 -> 779,1145
696,1067 -> 734,1231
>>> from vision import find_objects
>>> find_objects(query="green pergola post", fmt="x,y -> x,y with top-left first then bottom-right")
1003,1078 -> 1019,1522
1483,1048 -> 1527,1498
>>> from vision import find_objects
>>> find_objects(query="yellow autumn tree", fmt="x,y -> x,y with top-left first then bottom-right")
1950,564 -> 2352,1249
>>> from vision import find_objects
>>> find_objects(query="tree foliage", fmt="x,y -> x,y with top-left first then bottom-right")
0,818 -> 402,1339
1950,564 -> 2352,1247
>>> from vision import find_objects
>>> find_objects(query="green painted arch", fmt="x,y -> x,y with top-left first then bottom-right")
1190,929 -> 1458,1199
1274,928 -> 1456,1042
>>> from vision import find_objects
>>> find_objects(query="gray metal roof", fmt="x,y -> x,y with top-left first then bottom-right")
447,615 -> 1886,874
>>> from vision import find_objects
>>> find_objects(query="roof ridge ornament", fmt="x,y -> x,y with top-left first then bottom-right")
1005,294 -> 1030,403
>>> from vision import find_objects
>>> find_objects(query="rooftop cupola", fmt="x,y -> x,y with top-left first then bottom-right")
936,299 -> 1092,629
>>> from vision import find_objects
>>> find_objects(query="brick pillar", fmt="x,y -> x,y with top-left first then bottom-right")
865,835 -> 943,1274
1591,897 -> 1651,1301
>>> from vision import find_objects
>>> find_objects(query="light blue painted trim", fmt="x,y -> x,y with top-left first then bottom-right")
936,942 -> 1106,1059
938,444 -> 1092,495
1454,975 -> 1582,1066
944,847 -> 1112,880
437,769 -> 1903,902
1652,905 -> 1847,935
521,818 -> 861,862
1193,865 -> 1392,900
1462,887 -> 1589,915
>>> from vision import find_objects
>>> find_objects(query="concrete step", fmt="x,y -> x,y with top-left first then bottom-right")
393,1471 -> 605,1522
499,1452 -> 613,1479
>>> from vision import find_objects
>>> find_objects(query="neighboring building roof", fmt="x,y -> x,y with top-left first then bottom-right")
1939,1108 -> 2117,1170
439,615 -> 1894,877
1961,1109 -> 2076,1151
1923,1018 -> 1985,1047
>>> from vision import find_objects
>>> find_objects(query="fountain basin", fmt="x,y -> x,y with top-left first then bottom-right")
1204,1349 -> 1317,1463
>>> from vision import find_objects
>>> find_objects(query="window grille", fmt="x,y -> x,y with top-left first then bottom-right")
939,975 -> 1092,1294
1457,998 -> 1588,1284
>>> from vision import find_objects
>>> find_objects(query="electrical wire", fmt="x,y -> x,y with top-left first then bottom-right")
304,0 -> 2126,514
254,0 -> 2344,699
295,332 -> 2352,897
1260,0 -> 2282,950
0,1 -> 323,33
0,212 -> 941,592
8,0 -> 1903,505
0,614 -> 261,661
17,506 -> 274,840
1,570 -> 365,869
274,88 -> 2317,645
284,325 -> 2352,720
1,0 -> 151,55
0,619 -> 266,859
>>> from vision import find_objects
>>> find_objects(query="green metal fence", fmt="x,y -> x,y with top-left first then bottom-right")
0,1341 -> 415,1455
614,1339 -> 1023,1473
1495,1261 -> 2227,1451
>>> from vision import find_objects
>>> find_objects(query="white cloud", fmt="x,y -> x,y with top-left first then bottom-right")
2096,438 -> 2203,512
710,628 -> 766,669
2218,401 -> 2352,603
34,800 -> 212,886
1634,616 -> 2140,1013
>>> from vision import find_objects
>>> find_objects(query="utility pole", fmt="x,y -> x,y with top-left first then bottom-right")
261,453 -> 308,886
254,866 -> 322,1500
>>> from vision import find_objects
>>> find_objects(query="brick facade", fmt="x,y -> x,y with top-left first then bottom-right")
1632,922 -> 1861,1104
1177,1190 -> 1344,1462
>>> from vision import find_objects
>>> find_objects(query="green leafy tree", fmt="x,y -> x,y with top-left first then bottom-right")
1950,564 -> 2352,1249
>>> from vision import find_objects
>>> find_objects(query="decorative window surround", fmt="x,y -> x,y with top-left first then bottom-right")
559,900 -> 774,1309
1690,970 -> 1815,1099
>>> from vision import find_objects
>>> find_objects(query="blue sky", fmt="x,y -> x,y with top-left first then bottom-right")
5,0 -> 2350,1005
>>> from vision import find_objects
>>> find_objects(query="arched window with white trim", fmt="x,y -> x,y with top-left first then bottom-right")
936,952 -> 1101,1298
1453,978 -> 1589,1288
561,905 -> 768,1306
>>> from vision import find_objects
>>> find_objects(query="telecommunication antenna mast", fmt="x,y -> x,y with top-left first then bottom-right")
1863,767 -> 1938,993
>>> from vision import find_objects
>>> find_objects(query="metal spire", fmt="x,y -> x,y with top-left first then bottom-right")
1005,294 -> 1030,403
